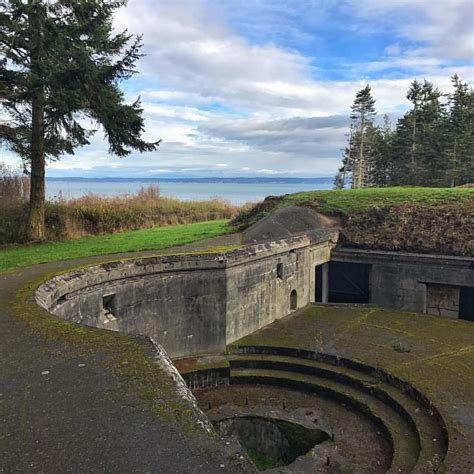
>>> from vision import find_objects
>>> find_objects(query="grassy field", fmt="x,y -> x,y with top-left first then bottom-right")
233,187 -> 474,227
0,220 -> 230,272
232,187 -> 474,256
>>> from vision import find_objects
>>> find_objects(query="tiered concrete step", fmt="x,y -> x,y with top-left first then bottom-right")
227,347 -> 447,473
230,367 -> 416,473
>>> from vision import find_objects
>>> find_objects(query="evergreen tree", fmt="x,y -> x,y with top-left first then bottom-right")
350,85 -> 377,188
336,122 -> 356,189
445,75 -> 474,186
372,115 -> 394,187
0,0 -> 160,240
337,85 -> 378,188
390,80 -> 444,186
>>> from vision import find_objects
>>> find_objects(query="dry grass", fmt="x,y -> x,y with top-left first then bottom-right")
0,163 -> 242,243
45,185 -> 240,240
0,163 -> 30,243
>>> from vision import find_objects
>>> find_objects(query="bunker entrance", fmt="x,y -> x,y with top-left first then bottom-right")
459,287 -> 474,321
215,416 -> 329,470
316,262 -> 371,303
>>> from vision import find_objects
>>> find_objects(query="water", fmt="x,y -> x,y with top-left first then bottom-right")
45,179 -> 333,204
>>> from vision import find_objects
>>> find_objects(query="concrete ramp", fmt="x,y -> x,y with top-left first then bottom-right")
243,206 -> 339,243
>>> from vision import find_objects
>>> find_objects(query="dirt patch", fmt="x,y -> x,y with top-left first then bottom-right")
242,206 -> 340,243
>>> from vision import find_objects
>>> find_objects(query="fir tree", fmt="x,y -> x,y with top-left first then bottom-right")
445,75 -> 474,186
372,115 -> 394,187
0,0 -> 160,240
350,85 -> 377,188
338,85 -> 378,188
391,80 -> 444,186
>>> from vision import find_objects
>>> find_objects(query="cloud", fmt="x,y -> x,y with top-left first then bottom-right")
3,0 -> 470,179
344,0 -> 474,60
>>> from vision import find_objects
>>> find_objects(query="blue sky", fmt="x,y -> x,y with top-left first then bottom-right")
2,0 -> 473,177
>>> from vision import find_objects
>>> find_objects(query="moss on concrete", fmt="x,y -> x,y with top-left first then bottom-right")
231,304 -> 474,470
8,246 -> 240,443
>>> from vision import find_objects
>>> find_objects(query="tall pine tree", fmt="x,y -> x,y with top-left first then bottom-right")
445,75 -> 474,186
0,1 -> 160,240
339,85 -> 378,188
391,80 -> 444,186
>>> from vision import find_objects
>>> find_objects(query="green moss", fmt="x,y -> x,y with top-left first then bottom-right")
10,271 -> 217,441
244,448 -> 277,471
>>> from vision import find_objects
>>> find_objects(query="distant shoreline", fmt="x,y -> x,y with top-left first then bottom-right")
46,177 -> 333,184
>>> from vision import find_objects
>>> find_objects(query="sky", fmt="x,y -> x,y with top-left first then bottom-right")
2,0 -> 473,178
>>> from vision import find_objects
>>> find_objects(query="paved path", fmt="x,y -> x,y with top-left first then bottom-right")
0,234 -> 244,473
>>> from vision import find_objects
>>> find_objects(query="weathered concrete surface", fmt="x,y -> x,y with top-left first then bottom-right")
332,248 -> 474,317
36,230 -> 338,359
0,235 -> 249,474
243,206 -> 340,243
225,232 -> 335,344
234,305 -> 474,473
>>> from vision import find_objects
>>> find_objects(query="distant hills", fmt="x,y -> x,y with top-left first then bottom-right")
46,177 -> 333,184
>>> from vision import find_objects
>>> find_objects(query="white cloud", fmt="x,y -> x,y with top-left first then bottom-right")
345,0 -> 474,60
23,0 -> 470,178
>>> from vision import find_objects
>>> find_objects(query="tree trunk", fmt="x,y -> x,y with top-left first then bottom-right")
28,87 -> 46,240
450,138 -> 457,188
28,0 -> 46,241
411,114 -> 417,185
357,116 -> 365,188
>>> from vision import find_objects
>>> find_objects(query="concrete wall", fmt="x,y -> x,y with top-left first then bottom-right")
36,255 -> 229,358
225,237 -> 333,343
331,249 -> 474,318
36,230 -> 337,358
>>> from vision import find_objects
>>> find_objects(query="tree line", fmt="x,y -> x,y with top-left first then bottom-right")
334,75 -> 474,188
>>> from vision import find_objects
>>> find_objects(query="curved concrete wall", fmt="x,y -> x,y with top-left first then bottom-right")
35,231 -> 337,358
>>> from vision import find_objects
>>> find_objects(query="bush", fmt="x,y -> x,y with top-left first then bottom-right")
0,163 -> 30,243
0,176 -> 240,244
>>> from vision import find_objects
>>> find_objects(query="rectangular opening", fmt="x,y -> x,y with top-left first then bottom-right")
316,262 -> 371,304
102,294 -> 116,316
459,287 -> 474,321
276,263 -> 284,280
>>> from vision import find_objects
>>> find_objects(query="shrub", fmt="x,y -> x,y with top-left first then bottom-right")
0,163 -> 30,243
0,179 -> 240,244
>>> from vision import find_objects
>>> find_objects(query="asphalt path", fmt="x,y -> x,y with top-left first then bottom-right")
0,234 -> 245,473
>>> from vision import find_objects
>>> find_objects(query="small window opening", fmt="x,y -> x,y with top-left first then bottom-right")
102,294 -> 116,316
290,289 -> 297,311
277,263 -> 284,279
57,293 -> 68,304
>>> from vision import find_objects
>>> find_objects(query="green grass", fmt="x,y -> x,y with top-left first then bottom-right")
284,186 -> 474,214
0,220 -> 230,272
232,187 -> 474,229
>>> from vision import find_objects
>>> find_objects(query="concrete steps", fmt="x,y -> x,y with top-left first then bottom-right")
180,345 -> 447,472
227,353 -> 444,472
226,346 -> 447,472
230,367 -> 416,473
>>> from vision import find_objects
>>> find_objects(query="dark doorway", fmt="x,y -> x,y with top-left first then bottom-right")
290,290 -> 297,310
316,262 -> 371,304
459,287 -> 474,321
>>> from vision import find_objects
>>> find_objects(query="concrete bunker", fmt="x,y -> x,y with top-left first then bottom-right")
35,231 -> 338,359
326,249 -> 474,319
